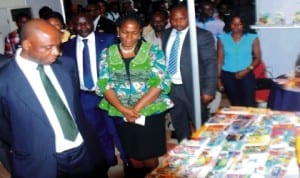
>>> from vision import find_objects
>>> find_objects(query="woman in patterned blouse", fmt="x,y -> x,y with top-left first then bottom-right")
97,12 -> 173,177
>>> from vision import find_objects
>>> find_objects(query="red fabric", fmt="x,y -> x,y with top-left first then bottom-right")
253,63 -> 270,102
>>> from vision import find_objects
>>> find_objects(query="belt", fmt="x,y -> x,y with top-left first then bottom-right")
80,90 -> 96,95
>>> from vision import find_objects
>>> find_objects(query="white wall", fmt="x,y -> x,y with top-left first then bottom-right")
254,0 -> 300,77
0,0 -> 25,8
25,0 -> 64,19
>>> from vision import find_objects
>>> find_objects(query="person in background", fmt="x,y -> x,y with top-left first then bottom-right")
217,13 -> 262,107
45,11 -> 73,43
85,3 -> 117,34
38,6 -> 53,19
106,1 -> 120,23
217,2 -> 232,31
96,0 -> 109,18
0,18 -> 108,178
161,3 -> 217,142
143,9 -> 168,49
121,0 -> 137,14
61,12 -> 121,171
4,13 -> 31,57
97,12 -> 173,178
197,0 -> 225,42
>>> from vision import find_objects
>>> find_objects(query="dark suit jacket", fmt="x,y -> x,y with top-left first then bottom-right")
62,32 -> 116,73
161,27 -> 217,115
61,32 -> 116,165
0,54 -> 11,172
0,57 -> 107,178
95,15 -> 117,35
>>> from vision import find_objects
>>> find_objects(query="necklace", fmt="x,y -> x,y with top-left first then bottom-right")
119,43 -> 136,53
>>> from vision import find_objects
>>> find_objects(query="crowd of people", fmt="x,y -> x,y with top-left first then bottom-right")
0,0 -> 261,177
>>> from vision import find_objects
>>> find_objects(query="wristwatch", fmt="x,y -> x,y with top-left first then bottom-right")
248,65 -> 254,70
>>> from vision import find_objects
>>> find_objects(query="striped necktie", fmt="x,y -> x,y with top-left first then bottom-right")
168,31 -> 181,75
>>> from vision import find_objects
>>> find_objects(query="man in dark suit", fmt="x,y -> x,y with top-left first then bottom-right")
0,19 -> 108,177
0,54 -> 11,174
85,3 -> 117,35
61,12 -> 125,167
161,3 -> 217,142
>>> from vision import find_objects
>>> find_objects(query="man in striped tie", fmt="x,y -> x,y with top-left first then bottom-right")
162,2 -> 217,142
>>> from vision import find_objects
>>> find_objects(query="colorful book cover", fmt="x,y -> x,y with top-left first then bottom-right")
268,112 -> 294,124
192,124 -> 229,139
229,153 -> 267,175
169,144 -> 202,156
206,114 -> 237,125
269,124 -> 295,149
212,151 -> 241,172
228,115 -> 256,134
222,139 -> 245,152
264,149 -> 294,178
147,163 -> 181,178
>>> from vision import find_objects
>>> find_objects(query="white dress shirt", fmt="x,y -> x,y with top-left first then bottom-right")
15,48 -> 83,153
76,33 -> 98,91
144,30 -> 162,49
166,27 -> 189,84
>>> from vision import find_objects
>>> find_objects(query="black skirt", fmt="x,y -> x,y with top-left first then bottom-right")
113,112 -> 166,160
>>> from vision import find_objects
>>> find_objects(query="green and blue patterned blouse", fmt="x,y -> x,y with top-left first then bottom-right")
97,41 -> 173,117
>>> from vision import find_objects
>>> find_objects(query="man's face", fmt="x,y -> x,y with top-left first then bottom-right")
17,17 -> 30,30
74,15 -> 94,38
25,30 -> 61,65
85,4 -> 100,19
170,7 -> 189,31
150,12 -> 167,33
98,2 -> 107,15
201,4 -> 214,19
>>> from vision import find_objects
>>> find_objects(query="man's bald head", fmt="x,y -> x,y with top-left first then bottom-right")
21,18 -> 60,41
20,19 -> 62,65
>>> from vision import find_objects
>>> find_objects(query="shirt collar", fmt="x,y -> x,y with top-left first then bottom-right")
77,32 -> 95,43
171,27 -> 189,36
16,48 -> 41,71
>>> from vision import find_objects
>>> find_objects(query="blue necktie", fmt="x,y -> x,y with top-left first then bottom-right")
168,31 -> 181,75
37,65 -> 79,141
82,39 -> 94,89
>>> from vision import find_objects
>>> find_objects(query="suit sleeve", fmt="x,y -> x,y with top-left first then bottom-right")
0,83 -> 11,145
197,29 -> 218,96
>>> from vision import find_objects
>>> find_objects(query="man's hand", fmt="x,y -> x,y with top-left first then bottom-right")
201,94 -> 214,104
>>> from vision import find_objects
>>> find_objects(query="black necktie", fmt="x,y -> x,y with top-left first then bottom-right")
82,39 -> 94,89
37,65 -> 79,141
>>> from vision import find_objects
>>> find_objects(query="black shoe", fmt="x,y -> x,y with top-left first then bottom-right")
123,162 -> 133,178
171,131 -> 177,139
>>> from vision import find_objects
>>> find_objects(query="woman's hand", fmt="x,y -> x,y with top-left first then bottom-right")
235,69 -> 249,79
120,106 -> 140,123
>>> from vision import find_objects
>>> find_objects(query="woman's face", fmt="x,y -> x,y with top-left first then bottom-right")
230,16 -> 243,33
118,20 -> 141,48
48,17 -> 63,31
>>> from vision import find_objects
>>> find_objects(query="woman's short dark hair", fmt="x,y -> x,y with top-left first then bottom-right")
226,13 -> 256,34
45,11 -> 65,28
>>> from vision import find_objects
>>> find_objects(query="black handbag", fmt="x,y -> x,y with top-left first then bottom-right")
256,78 -> 272,90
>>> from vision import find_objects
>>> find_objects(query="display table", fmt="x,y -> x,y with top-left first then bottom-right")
147,107 -> 300,178
268,76 -> 300,111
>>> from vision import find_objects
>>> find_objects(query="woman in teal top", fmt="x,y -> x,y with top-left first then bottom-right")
217,14 -> 262,106
97,12 -> 173,177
